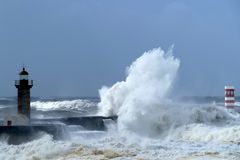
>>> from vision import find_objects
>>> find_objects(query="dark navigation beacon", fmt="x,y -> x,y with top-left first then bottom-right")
15,67 -> 33,119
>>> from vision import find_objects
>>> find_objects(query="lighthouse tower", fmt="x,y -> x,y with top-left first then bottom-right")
15,67 -> 33,119
224,86 -> 235,109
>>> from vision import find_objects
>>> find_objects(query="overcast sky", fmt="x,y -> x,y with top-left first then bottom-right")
0,0 -> 239,97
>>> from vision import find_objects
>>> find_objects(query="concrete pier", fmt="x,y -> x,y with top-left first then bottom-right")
31,116 -> 117,130
0,116 -> 117,144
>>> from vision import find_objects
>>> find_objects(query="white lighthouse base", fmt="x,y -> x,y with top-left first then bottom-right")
3,114 -> 30,126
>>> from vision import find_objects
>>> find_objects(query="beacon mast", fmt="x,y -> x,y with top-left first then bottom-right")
15,67 -> 33,119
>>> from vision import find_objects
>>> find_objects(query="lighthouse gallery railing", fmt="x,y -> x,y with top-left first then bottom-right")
15,80 -> 33,86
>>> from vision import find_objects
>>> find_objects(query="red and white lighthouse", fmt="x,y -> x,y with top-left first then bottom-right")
225,86 -> 235,109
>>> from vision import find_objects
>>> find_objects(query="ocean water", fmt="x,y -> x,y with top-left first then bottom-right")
0,97 -> 239,160
1,47 -> 240,159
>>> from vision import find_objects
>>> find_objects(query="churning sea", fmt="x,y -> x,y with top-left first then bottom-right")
0,96 -> 239,160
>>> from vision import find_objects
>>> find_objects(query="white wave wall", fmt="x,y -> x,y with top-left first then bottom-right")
98,47 -> 180,137
0,134 -> 73,160
31,99 -> 96,111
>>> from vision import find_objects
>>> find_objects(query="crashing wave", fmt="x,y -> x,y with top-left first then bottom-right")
31,99 -> 97,111
168,123 -> 240,143
97,46 -> 240,140
98,46 -> 180,136
0,134 -> 73,160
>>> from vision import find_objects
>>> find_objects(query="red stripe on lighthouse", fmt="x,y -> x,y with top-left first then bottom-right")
225,100 -> 235,103
225,86 -> 235,109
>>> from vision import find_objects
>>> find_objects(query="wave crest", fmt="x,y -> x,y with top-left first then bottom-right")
31,99 -> 97,111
